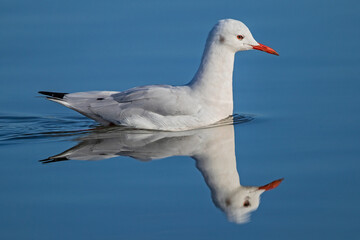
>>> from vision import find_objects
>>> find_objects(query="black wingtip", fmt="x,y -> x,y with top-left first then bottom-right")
39,157 -> 69,164
38,91 -> 68,99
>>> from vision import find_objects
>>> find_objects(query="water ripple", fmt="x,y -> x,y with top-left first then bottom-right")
0,113 -> 253,145
0,113 -> 95,145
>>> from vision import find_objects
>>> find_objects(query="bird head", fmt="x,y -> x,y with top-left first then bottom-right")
210,19 -> 279,56
223,178 -> 283,224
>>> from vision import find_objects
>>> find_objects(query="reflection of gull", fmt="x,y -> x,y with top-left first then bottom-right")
41,124 -> 282,224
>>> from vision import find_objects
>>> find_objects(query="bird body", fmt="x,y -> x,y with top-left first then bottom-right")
40,19 -> 278,131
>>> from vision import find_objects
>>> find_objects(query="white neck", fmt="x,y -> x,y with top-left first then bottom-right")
189,38 -> 235,116
192,125 -> 240,210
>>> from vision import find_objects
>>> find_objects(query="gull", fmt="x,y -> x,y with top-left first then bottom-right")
39,19 -> 278,131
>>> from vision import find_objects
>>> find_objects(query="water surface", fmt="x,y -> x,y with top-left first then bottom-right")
1,0 -> 360,239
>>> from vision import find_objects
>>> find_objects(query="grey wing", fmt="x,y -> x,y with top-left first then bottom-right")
113,85 -> 199,115
88,85 -> 200,125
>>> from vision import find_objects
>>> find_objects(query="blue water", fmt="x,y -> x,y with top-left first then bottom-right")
1,0 -> 360,239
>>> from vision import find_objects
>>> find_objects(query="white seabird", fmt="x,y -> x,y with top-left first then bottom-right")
39,19 -> 278,131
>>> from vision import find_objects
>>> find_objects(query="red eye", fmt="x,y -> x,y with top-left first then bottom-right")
237,35 -> 244,40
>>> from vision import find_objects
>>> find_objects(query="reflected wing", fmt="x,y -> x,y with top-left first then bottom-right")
39,128 -> 203,163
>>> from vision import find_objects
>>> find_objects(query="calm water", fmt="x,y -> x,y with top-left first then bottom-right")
1,0 -> 360,239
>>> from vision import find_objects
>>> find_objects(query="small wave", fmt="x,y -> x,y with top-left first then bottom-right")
0,113 -> 253,145
0,113 -> 95,145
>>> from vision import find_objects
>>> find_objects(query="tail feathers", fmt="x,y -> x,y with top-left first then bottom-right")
38,90 -> 113,126
38,91 -> 68,99
39,156 -> 69,164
